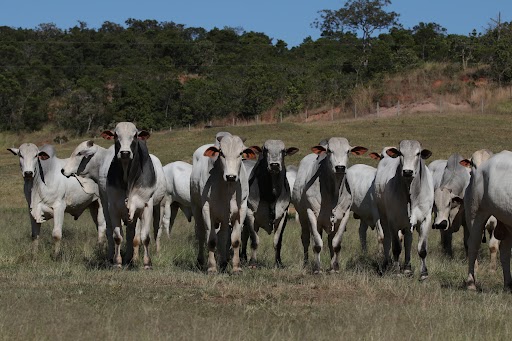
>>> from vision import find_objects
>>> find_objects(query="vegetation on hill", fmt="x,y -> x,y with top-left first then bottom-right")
1,1 -> 512,135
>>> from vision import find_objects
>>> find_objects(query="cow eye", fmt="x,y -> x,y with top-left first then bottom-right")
77,151 -> 82,156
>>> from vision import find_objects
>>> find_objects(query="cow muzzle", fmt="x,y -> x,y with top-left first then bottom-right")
119,151 -> 132,160
269,163 -> 281,174
433,220 -> 448,230
334,165 -> 346,174
225,174 -> 237,182
23,171 -> 34,179
402,169 -> 413,178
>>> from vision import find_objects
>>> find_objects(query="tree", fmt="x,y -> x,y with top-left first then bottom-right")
313,0 -> 400,70
412,22 -> 447,61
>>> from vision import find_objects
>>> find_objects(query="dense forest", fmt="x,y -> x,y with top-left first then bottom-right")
1,0 -> 512,134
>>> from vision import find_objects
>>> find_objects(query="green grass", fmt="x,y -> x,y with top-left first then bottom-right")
1,112 -> 512,340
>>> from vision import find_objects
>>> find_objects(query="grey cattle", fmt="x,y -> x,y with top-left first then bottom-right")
432,154 -> 469,257
374,140 -> 433,280
292,137 -> 367,273
155,161 -> 193,252
346,164 -> 383,253
241,140 -> 299,267
101,122 -> 166,268
190,134 -> 257,273
428,159 -> 448,193
464,150 -> 512,291
459,149 -> 499,271
8,143 -> 105,257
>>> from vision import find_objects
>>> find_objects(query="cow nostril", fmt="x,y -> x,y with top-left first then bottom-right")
226,175 -> 237,182
335,166 -> 346,173
61,169 -> 65,175
24,171 -> 33,178
403,170 -> 413,177
120,151 -> 131,159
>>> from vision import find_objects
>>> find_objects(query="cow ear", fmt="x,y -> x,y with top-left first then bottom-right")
249,146 -> 262,154
204,146 -> 220,158
369,152 -> 382,160
286,147 -> 299,156
38,151 -> 50,160
452,196 -> 464,204
420,149 -> 432,159
386,148 -> 401,158
138,130 -> 150,140
101,130 -> 115,140
460,159 -> 472,168
7,148 -> 19,156
86,140 -> 94,147
311,145 -> 327,155
243,148 -> 257,160
351,146 -> 368,156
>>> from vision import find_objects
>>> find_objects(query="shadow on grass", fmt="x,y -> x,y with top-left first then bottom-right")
345,253 -> 382,274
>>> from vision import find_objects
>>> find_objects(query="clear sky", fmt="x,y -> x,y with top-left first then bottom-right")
0,0 -> 511,46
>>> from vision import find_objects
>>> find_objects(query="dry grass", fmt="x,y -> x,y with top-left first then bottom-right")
1,111 -> 512,340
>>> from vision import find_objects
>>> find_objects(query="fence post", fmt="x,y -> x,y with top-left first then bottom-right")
232,117 -> 235,126
376,102 -> 379,117
481,98 -> 484,114
397,101 -> 400,116
280,112 -> 283,123
354,103 -> 357,119
188,124 -> 191,131
331,105 -> 334,121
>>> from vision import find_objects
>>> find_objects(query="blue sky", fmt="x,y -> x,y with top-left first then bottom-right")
0,0 -> 510,46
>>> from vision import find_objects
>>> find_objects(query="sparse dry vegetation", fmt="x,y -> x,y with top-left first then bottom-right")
1,111 -> 512,340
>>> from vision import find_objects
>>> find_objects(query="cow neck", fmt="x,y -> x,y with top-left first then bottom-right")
34,156 -> 57,188
127,140 -> 156,194
251,155 -> 286,203
87,146 -> 109,183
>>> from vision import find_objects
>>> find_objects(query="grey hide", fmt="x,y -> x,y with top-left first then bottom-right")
190,134 -> 257,273
241,139 -> 299,267
291,137 -> 367,273
374,140 -> 433,280
8,143 -> 105,257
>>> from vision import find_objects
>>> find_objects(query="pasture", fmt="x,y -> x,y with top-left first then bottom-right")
0,112 -> 511,340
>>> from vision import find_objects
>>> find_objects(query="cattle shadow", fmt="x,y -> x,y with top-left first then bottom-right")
345,253 -> 382,274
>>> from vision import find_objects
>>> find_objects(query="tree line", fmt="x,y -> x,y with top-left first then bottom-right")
0,0 -> 511,134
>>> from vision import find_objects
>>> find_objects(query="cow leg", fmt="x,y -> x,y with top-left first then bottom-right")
153,205 -> 162,255
307,208 -> 323,274
242,212 -> 258,267
403,229 -> 413,276
51,203 -> 66,259
381,221 -> 392,274
273,215 -> 288,268
499,234 -> 512,291
110,212 -> 123,268
358,221 -> 368,253
168,202 -> 180,237
88,200 -> 107,247
440,229 -> 453,258
29,212 -> 41,255
330,211 -> 351,273
391,229 -> 402,272
124,220 -> 136,265
204,206 -> 217,274
141,203 -> 153,269
417,217 -> 431,281
299,212 -> 310,267
231,218 -> 244,274
489,231 -> 500,272
466,213 -> 490,290
463,223 -> 469,257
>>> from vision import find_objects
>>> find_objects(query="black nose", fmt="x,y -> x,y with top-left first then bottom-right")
61,169 -> 65,175
403,170 -> 413,177
24,171 -> 33,178
270,163 -> 280,171
226,175 -> 237,182
433,220 -> 448,230
335,166 -> 346,173
120,151 -> 131,159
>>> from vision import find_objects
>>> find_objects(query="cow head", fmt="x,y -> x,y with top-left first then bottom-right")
260,140 -> 299,174
8,143 -> 50,179
204,135 -> 257,182
460,149 -> 493,174
61,140 -> 97,178
433,188 -> 464,230
101,122 -> 150,161
311,137 -> 367,175
387,140 -> 431,179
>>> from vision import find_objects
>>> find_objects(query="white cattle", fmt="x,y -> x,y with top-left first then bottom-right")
464,150 -> 512,291
428,159 -> 448,193
8,143 -> 105,257
292,137 -> 367,273
374,140 -> 433,280
100,122 -> 166,268
190,134 -> 257,273
459,149 -> 499,271
155,161 -> 193,252
241,140 -> 299,267
346,164 -> 383,253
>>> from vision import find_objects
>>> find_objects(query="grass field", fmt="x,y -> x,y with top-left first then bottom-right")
1,112 -> 511,340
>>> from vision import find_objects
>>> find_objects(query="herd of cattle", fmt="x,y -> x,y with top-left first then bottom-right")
7,122 -> 512,291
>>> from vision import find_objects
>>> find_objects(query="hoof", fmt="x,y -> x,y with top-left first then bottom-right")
232,267 -> 243,274
144,265 -> 152,270
313,269 -> 323,275
467,281 -> 477,291
207,267 -> 217,275
419,273 -> 428,281
112,264 -> 123,270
